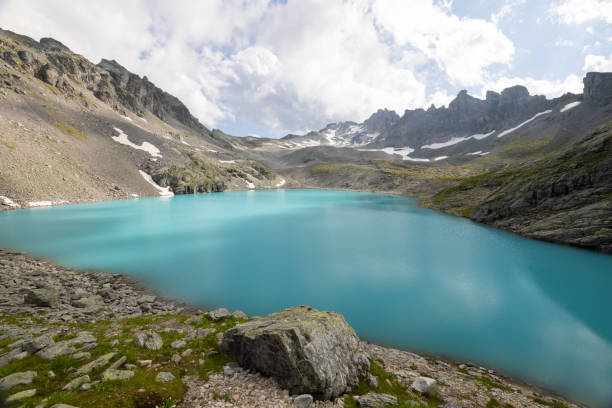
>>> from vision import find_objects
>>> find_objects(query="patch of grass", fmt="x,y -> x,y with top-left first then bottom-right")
197,353 -> 235,381
0,135 -> 16,149
55,120 -> 86,140
475,376 -> 512,392
486,397 -> 514,408
212,391 -> 231,402
461,206 -> 474,217
530,397 -> 568,408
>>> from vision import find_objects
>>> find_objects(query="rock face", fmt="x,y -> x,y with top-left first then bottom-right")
220,305 -> 369,399
583,72 -> 612,105
356,392 -> 398,408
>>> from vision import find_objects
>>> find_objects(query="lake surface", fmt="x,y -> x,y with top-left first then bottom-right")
1,190 -> 611,406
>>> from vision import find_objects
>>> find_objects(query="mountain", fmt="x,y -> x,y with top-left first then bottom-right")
0,28 -> 282,206
0,28 -> 610,252
281,108 -> 399,147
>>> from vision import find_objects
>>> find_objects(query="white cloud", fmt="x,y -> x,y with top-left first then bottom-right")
551,0 -> 612,24
481,75 -> 584,98
583,54 -> 612,71
372,0 -> 515,86
491,0 -> 526,25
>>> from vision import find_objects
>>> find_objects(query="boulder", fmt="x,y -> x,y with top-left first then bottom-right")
207,308 -> 230,321
24,288 -> 59,308
102,369 -> 134,381
22,334 -> 55,354
232,310 -> 248,319
221,305 -> 369,399
155,372 -> 176,383
293,394 -> 314,408
356,393 -> 398,408
72,295 -> 103,309
73,352 -> 116,376
411,377 -> 437,395
37,341 -> 77,360
0,349 -> 28,367
62,375 -> 90,391
135,332 -> 163,350
0,371 -> 37,390
5,388 -> 36,403
170,340 -> 186,349
137,295 -> 156,304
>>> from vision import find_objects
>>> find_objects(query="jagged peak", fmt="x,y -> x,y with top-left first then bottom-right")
39,37 -> 70,52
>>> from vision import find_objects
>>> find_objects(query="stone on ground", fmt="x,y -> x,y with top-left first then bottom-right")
220,305 -> 369,399
0,371 -> 37,390
73,352 -> 116,376
24,287 -> 59,307
356,392 -> 398,408
102,369 -> 134,381
207,308 -> 230,321
293,394 -> 314,408
37,341 -> 77,360
171,340 -> 186,349
62,375 -> 90,391
411,376 -> 437,395
155,372 -> 176,383
5,388 -> 36,403
135,332 -> 163,350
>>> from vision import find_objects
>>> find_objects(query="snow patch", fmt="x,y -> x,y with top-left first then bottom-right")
139,170 -> 174,196
130,194 -> 139,198
467,151 -> 482,155
205,147 -> 218,153
560,101 -> 581,112
434,156 -> 448,161
497,110 -> 552,138
404,157 -> 430,162
275,179 -> 286,188
359,146 -> 429,161
421,131 -> 495,149
28,201 -> 54,207
245,180 -> 255,189
219,160 -> 236,164
112,127 -> 162,158
122,116 -> 133,122
139,117 -> 148,123
0,196 -> 19,208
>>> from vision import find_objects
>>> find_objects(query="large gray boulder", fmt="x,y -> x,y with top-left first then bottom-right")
356,392 -> 398,408
24,288 -> 59,307
220,305 -> 369,399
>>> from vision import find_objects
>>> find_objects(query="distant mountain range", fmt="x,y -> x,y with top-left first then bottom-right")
0,28 -> 610,252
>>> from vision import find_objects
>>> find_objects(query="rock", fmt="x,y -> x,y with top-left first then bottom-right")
411,377 -> 437,395
138,360 -> 152,367
443,403 -> 464,408
37,341 -> 77,360
368,374 -> 378,388
356,393 -> 398,408
155,372 -> 176,383
171,340 -> 186,349
62,375 -> 90,391
0,371 -> 37,390
108,356 -> 126,370
293,394 -> 314,408
196,328 -> 215,338
71,352 -> 91,361
221,305 -> 369,399
102,369 -> 134,381
137,295 -> 156,304
0,349 -> 28,367
232,310 -> 248,319
24,288 -> 59,308
72,295 -> 102,309
181,349 -> 192,357
223,362 -> 241,377
135,332 -> 163,350
171,353 -> 181,363
23,334 -> 55,354
73,352 -> 116,376
207,308 -> 231,321
5,388 -> 36,403
50,405 -> 80,408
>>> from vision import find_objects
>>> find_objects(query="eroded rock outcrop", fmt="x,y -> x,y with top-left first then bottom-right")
220,305 -> 369,399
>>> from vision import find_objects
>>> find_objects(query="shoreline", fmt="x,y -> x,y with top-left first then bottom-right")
0,247 -> 587,408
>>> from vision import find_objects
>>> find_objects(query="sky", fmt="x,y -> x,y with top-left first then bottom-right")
0,0 -> 611,138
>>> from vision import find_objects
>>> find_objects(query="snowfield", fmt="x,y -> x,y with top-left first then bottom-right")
497,110 -> 552,138
560,101 -> 581,112
139,170 -> 174,196
421,131 -> 495,150
112,127 -> 162,158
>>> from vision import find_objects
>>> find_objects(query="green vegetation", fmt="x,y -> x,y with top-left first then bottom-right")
55,120 -> 86,140
0,312 -> 246,408
530,397 -> 568,408
342,360 -> 439,408
475,376 -> 512,392
486,397 -> 514,408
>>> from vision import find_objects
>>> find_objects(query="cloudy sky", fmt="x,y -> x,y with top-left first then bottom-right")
0,0 -> 611,138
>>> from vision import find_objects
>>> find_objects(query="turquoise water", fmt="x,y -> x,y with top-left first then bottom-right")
1,190 -> 611,406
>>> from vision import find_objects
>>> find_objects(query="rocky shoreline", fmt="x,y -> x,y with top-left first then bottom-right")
0,248 -> 586,408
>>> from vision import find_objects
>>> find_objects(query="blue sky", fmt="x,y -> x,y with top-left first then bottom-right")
0,0 -> 610,138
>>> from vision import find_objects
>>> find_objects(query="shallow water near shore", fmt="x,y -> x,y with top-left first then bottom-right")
1,190 -> 611,406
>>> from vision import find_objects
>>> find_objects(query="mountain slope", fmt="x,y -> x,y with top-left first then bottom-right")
0,29 -> 282,208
